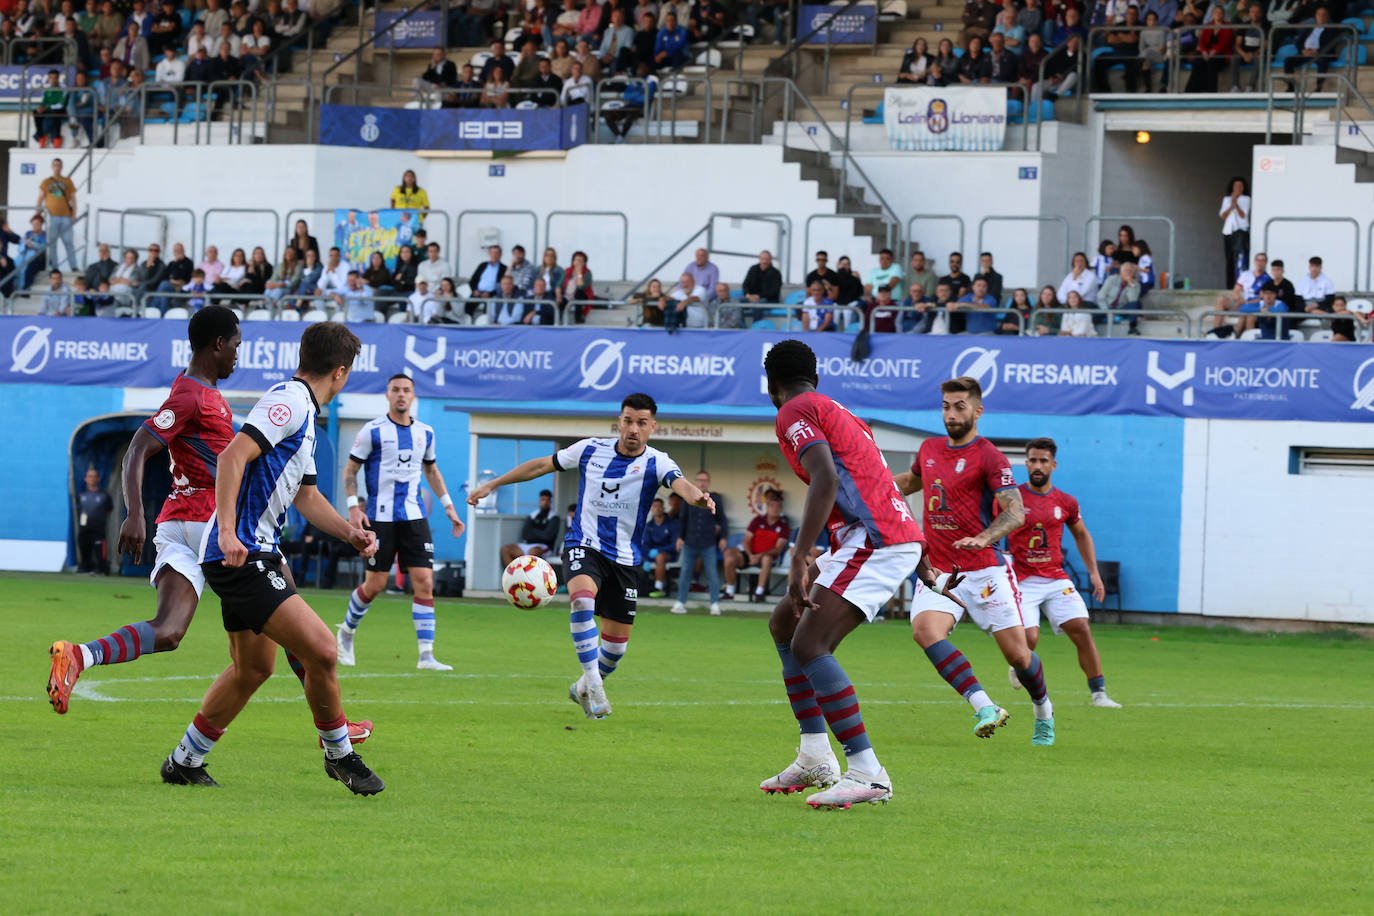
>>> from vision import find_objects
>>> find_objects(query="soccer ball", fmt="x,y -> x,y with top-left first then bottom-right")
501,555 -> 559,609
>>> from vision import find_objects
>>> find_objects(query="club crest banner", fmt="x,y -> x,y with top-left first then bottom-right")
883,86 -> 1006,151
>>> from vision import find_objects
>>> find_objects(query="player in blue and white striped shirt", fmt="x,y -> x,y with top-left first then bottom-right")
165,322 -> 385,794
335,373 -> 465,672
469,393 -> 715,719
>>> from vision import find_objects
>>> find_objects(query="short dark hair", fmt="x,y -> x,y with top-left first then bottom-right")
815,250 -> 828,258
1310,256 -> 1323,266
187,304 -> 239,351
980,251 -> 992,259
512,245 -> 525,254
387,372 -> 412,385
621,392 -> 657,415
763,339 -> 818,389
298,321 -> 361,376
1272,259 -> 1284,268
539,489 -> 553,498
1025,436 -> 1057,457
941,376 -> 983,401
879,248 -> 893,257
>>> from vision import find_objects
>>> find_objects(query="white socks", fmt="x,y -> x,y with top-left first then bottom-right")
967,688 -> 994,711
847,747 -> 881,775
799,731 -> 832,758
1033,697 -> 1054,720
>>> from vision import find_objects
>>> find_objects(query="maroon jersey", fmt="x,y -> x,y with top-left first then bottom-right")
745,514 -> 791,554
142,374 -> 234,524
775,392 -> 922,548
914,436 -> 1015,571
1005,484 -> 1080,580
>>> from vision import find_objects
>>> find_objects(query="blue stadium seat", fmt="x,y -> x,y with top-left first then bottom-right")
1272,42 -> 1299,65
179,9 -> 192,28
749,318 -> 776,330
729,288 -> 745,300
782,289 -> 805,304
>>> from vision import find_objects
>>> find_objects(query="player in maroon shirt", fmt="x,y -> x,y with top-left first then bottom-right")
894,375 -> 1057,746
46,309 -> 375,753
1005,437 -> 1121,708
722,490 -> 791,603
761,340 -> 962,809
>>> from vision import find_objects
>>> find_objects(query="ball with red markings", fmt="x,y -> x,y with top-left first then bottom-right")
501,555 -> 559,609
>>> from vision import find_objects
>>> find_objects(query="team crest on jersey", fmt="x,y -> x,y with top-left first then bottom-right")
1053,506 -> 1062,519
153,408 -> 175,430
955,458 -> 966,474
980,581 -> 997,599
1062,586 -> 1074,596
785,419 -> 814,448
268,571 -> 286,591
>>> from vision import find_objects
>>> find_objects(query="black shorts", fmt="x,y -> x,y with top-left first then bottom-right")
203,553 -> 298,634
368,519 -> 434,573
562,545 -> 638,625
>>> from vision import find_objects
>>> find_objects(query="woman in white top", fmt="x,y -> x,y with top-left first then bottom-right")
1057,251 -> 1099,305
1058,290 -> 1097,338
1219,175 -> 1250,288
214,247 -> 248,295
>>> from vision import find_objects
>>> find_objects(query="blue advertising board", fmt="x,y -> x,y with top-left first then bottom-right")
319,105 -> 585,151
374,11 -> 446,48
798,4 -> 877,44
0,66 -> 76,101
5,318 -> 1374,424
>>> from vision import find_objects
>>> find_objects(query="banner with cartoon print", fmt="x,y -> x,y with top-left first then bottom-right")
883,86 -> 1007,151
333,208 -> 424,272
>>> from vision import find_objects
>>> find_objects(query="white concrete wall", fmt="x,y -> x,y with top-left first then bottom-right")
1178,417 -> 1374,624
6,144 -> 874,288
1251,144 -> 1373,291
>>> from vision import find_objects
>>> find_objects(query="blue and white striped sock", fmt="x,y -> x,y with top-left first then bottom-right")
171,712 -> 223,767
412,599 -> 436,656
597,633 -> 628,678
343,587 -> 371,632
570,590 -> 601,686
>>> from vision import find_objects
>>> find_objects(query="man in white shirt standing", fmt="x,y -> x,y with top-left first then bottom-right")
1295,255 -> 1335,308
1218,176 -> 1250,288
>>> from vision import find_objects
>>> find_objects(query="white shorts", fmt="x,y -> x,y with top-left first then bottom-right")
516,543 -> 551,556
150,520 -> 208,597
1017,575 -> 1089,634
910,562 -> 1023,634
814,523 -> 921,623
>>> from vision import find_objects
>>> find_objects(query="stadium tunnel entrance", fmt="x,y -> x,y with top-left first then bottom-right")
68,413 -> 169,575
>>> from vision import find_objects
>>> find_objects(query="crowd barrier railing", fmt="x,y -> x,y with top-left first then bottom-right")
1083,214 -> 1176,285
544,211 -> 629,281
1028,306 -> 1192,337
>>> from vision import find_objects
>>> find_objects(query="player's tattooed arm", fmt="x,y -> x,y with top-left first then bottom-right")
466,455 -> 557,507
893,469 -> 920,496
955,487 -> 1025,551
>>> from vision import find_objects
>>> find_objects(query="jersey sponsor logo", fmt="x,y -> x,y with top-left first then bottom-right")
999,468 -> 1014,487
926,479 -> 948,512
267,403 -> 293,426
955,458 -> 965,474
395,450 -> 413,465
1062,586 -> 1075,596
152,408 -> 176,430
890,496 -> 913,522
979,580 -> 997,599
598,480 -> 622,499
579,338 -> 627,391
784,419 -> 815,448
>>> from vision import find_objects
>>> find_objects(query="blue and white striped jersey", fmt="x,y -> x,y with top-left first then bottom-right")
556,438 -> 682,566
350,415 -> 437,523
200,377 -> 318,563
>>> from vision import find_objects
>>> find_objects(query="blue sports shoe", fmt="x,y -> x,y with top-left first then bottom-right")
973,705 -> 1009,738
1032,716 -> 1056,746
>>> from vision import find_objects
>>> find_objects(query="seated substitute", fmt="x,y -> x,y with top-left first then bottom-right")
500,488 -> 561,567
722,491 -> 790,603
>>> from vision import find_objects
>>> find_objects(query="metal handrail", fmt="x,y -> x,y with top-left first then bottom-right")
1195,308 -> 1335,341
322,83 -> 427,107
805,212 -> 891,283
5,36 -> 79,66
764,0 -> 868,79
1083,214 -> 1176,285
97,208 -> 166,257
593,76 -> 655,144
321,0 -> 438,90
1263,215 -> 1359,288
629,221 -> 709,295
544,211 -> 629,281
203,209 -> 285,263
708,211 -> 791,283
1035,37 -> 1072,151
0,207 -> 89,294
1268,22 -> 1359,91
1029,306 -> 1192,338
1082,23 -> 1270,96
655,73 -> 714,143
976,215 -> 1071,286
454,210 -> 539,277
865,304 -> 1027,335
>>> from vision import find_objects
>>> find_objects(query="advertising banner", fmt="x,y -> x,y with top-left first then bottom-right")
6,319 -> 1374,425
0,66 -> 76,101
319,105 -> 584,152
374,10 -> 445,48
797,5 -> 877,44
883,85 -> 1007,151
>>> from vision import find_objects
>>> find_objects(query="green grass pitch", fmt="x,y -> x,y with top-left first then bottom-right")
3,573 -> 1372,914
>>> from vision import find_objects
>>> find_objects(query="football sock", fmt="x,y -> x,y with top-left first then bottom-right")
285,651 -> 306,686
724,586 -> 735,597
316,713 -> 353,760
924,639 -> 992,711
82,620 -> 155,667
569,590 -> 601,685
775,642 -> 826,737
803,654 -> 879,772
753,586 -> 765,597
172,712 -> 223,768
1014,651 -> 1054,719
653,579 -> 664,591
343,587 -> 371,632
597,633 -> 628,679
1088,675 -> 1106,693
412,599 -> 436,656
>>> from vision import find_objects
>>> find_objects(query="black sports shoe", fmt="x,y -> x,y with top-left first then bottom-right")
160,755 -> 221,787
324,752 -> 386,795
